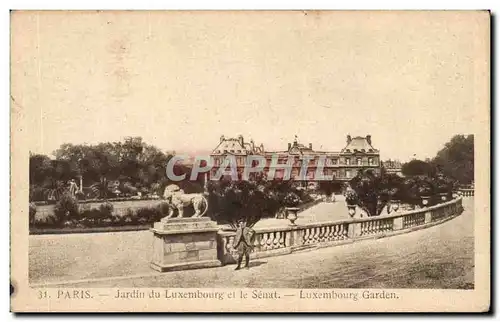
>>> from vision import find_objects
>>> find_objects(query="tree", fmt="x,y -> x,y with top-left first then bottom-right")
29,153 -> 54,187
53,193 -> 79,224
32,137 -> 175,201
401,159 -> 436,177
349,169 -> 404,217
432,134 -> 474,185
400,175 -> 434,206
317,180 -> 344,196
207,180 -> 269,228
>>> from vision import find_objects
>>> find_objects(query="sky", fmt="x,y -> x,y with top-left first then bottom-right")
12,11 -> 483,162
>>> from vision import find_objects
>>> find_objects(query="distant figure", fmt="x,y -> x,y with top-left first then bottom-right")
233,219 -> 256,270
68,179 -> 78,197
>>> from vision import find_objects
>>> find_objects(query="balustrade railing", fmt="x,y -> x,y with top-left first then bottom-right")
217,197 -> 464,265
360,217 -> 393,236
403,212 -> 426,229
458,188 -> 474,197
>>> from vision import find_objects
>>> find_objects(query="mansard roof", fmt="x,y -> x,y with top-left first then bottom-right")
341,135 -> 379,154
212,135 -> 264,155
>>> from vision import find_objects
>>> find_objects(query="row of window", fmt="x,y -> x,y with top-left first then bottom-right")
215,148 -> 375,154
209,169 -> 358,178
214,149 -> 245,154
212,157 -> 376,166
344,149 -> 374,153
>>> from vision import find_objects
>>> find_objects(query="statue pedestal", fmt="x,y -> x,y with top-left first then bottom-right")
150,217 -> 221,272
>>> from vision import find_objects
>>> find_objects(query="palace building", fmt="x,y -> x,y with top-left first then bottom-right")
381,159 -> 404,177
210,134 -> 381,182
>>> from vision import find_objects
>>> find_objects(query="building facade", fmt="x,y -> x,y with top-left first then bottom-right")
210,134 -> 381,182
381,159 -> 404,177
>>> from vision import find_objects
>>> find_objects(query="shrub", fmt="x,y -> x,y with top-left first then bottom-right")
121,208 -> 137,225
77,202 -> 115,227
136,207 -> 162,224
157,202 -> 171,217
54,193 -> 79,224
29,186 -> 49,202
99,202 -> 114,217
80,209 -> 103,227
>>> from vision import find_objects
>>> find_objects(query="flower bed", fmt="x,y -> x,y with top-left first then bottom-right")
32,195 -> 161,206
30,197 -> 169,233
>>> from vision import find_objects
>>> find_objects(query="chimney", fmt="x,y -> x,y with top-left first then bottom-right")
220,135 -> 225,143
238,134 -> 244,146
309,143 -> 312,149
366,135 -> 372,145
288,143 -> 291,150
346,134 -> 352,144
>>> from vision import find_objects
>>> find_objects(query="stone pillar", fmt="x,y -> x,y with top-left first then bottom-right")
424,211 -> 432,223
393,216 -> 403,230
150,217 -> 221,272
347,222 -> 361,238
285,229 -> 293,247
290,227 -> 306,250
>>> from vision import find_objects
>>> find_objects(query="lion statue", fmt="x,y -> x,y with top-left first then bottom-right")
162,184 -> 208,219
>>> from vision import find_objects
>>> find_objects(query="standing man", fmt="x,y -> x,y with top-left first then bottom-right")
233,219 -> 255,270
68,179 -> 78,197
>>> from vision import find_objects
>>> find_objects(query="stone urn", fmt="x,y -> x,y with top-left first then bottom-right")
286,207 -> 300,226
421,196 -> 431,207
347,205 -> 356,218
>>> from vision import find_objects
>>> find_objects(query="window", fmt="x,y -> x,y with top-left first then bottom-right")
330,158 -> 338,165
368,158 -> 374,165
346,170 -> 351,178
357,158 -> 362,166
223,150 -> 227,153
345,158 -> 351,165
230,150 -> 234,153
332,170 -> 337,178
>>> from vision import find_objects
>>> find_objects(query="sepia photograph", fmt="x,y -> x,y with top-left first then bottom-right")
10,10 -> 490,312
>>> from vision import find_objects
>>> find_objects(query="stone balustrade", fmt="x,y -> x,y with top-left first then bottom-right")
217,197 -> 464,265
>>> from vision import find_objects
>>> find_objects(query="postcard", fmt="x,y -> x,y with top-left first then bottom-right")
10,10 -> 490,312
